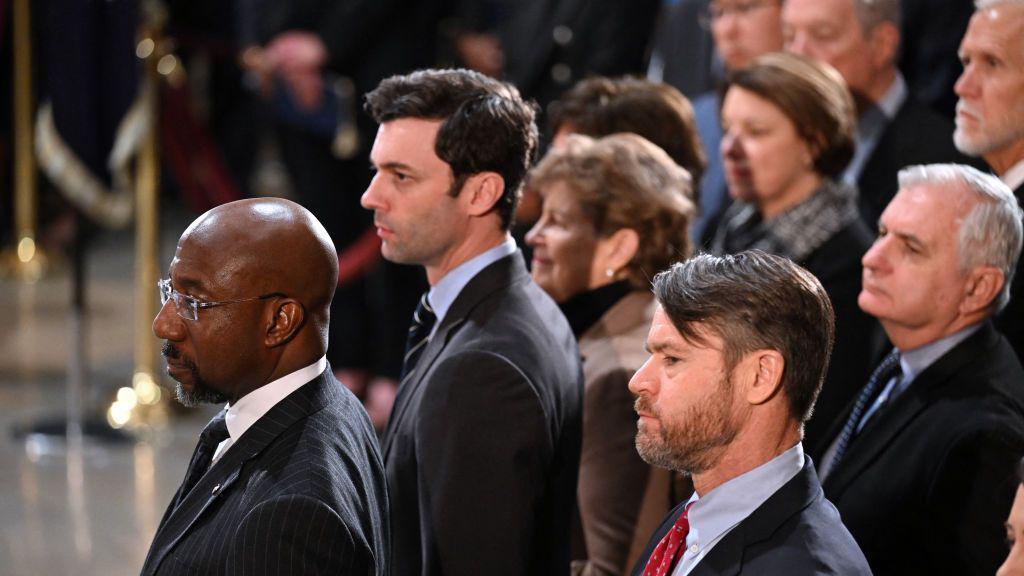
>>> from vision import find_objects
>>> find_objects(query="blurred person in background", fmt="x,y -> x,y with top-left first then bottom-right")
999,458 -> 1024,576
783,0 -> 969,225
518,76 -> 704,240
711,52 -> 885,446
953,0 -> 1024,362
689,0 -> 784,245
525,133 -> 695,575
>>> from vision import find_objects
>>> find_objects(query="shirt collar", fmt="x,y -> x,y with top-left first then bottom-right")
1001,158 -> 1024,192
685,443 -> 805,552
428,235 -> 517,326
223,356 -> 327,442
897,323 -> 982,384
876,72 -> 908,121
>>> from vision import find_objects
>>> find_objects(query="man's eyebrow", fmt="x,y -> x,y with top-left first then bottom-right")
892,230 -> 928,251
373,161 -> 418,175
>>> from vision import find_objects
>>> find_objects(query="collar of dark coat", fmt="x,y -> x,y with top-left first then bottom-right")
142,366 -> 335,575
689,458 -> 821,576
382,251 -> 528,458
820,321 -> 1002,495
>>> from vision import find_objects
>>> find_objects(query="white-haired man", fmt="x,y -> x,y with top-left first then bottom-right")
811,164 -> 1024,575
954,0 -> 1024,361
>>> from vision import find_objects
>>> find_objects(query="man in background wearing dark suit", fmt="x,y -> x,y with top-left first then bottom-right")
630,251 -> 870,576
141,198 -> 389,575
954,0 -> 1024,361
361,69 -> 583,576
783,0 -> 970,225
813,164 -> 1024,575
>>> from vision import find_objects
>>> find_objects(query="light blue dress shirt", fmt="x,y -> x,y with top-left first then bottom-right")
426,235 -> 518,338
671,443 -> 805,575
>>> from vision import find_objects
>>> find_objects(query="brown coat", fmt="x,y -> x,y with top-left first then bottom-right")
571,291 -> 691,576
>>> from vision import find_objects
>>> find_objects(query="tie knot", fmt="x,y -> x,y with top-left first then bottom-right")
413,292 -> 437,330
874,350 -> 902,382
200,410 -> 230,445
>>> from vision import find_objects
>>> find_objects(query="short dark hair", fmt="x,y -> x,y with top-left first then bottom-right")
365,68 -> 539,230
724,53 -> 856,178
548,76 -> 707,185
652,250 -> 836,423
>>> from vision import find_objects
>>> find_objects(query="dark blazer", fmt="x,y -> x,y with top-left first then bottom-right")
381,252 -> 584,576
995,182 -> 1024,363
801,220 -> 887,447
141,367 -> 390,575
631,457 -> 871,576
857,99 -> 972,226
810,322 -> 1024,576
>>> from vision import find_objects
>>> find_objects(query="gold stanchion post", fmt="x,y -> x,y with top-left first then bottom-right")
1,0 -> 49,281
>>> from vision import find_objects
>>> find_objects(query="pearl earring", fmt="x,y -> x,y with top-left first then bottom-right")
605,268 -> 615,278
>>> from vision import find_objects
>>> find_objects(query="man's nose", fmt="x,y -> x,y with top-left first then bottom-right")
153,300 -> 185,342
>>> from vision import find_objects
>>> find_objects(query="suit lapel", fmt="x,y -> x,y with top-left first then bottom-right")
690,459 -> 821,576
823,323 -> 998,496
381,252 -> 529,459
143,370 -> 334,575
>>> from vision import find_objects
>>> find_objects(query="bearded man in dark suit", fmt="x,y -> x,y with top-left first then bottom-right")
142,198 -> 389,575
361,69 -> 583,576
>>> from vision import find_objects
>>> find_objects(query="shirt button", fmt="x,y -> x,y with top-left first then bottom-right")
689,544 -> 699,553
552,25 -> 573,45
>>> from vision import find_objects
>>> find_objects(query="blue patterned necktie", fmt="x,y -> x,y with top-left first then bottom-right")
176,409 -> 229,508
828,350 -> 902,473
401,292 -> 436,380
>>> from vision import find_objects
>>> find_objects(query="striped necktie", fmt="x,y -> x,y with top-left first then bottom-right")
828,350 -> 902,473
401,292 -> 436,379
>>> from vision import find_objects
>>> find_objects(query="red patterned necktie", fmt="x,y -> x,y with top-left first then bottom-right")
642,502 -> 695,576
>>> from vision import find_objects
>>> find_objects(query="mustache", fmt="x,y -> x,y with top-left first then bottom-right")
634,395 -> 656,417
956,100 -> 979,119
161,342 -> 196,370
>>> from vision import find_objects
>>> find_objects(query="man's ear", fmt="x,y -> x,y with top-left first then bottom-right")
265,299 -> 305,348
462,172 -> 506,217
868,21 -> 900,70
960,266 -> 1004,316
741,349 -> 785,406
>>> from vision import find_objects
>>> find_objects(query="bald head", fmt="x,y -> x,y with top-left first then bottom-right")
179,198 -> 338,346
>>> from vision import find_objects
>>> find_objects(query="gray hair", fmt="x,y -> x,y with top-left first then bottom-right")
897,163 -> 1024,313
852,0 -> 902,33
975,0 -> 1024,10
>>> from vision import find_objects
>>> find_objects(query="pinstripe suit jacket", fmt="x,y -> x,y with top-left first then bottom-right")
141,367 -> 390,576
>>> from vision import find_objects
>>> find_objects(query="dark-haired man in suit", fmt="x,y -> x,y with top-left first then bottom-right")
954,0 -> 1024,361
142,198 -> 389,575
361,68 -> 583,576
813,163 -> 1024,575
630,251 -> 870,576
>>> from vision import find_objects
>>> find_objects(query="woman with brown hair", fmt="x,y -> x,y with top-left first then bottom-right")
712,52 -> 885,445
525,133 -> 695,576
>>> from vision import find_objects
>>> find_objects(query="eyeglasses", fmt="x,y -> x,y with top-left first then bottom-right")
158,278 -> 285,321
699,0 -> 777,29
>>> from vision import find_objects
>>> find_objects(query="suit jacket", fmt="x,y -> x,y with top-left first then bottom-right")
995,181 -> 1024,363
141,367 -> 390,576
801,220 -> 887,447
857,98 -> 972,226
630,458 -> 871,576
810,322 -> 1024,576
381,252 -> 584,576
572,291 -> 689,576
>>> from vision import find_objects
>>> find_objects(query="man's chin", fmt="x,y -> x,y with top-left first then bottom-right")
174,380 -> 228,408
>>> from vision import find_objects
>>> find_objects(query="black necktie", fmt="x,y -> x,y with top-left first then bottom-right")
175,410 -> 229,508
828,350 -> 902,473
401,292 -> 436,379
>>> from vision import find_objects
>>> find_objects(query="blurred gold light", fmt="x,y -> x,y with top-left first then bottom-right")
16,236 -> 35,263
136,38 -> 155,59
117,386 -> 139,410
108,402 -> 132,428
156,54 -> 177,76
133,372 -> 162,405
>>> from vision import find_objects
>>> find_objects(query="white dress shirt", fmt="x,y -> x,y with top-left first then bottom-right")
1001,158 -> 1024,192
211,355 -> 328,463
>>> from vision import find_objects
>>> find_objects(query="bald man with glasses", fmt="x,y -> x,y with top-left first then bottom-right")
141,197 -> 389,576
